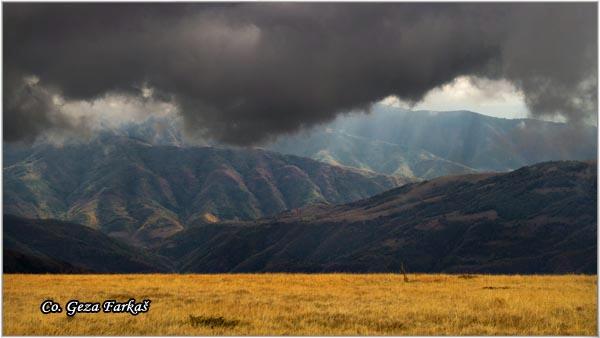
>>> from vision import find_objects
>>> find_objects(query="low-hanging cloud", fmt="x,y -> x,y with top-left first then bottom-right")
4,3 -> 597,144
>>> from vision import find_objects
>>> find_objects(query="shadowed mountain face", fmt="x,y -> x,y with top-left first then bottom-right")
3,215 -> 172,273
4,134 -> 404,244
4,249 -> 90,273
158,161 -> 597,274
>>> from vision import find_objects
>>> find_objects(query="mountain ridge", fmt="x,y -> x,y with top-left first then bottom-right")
326,107 -> 597,171
158,160 -> 596,274
5,160 -> 596,274
4,135 -> 406,244
95,107 -> 596,177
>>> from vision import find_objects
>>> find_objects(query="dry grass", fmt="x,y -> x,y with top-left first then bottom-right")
3,274 -> 597,335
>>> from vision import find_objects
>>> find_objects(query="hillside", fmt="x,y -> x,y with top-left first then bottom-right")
3,214 -> 172,272
159,161 -> 597,274
4,134 -> 405,243
321,107 -> 597,171
5,161 -> 596,274
267,127 -> 477,179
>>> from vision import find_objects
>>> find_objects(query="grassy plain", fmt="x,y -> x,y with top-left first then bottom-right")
3,274 -> 597,335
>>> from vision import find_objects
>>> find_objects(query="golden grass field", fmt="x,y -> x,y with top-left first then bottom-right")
3,274 -> 597,335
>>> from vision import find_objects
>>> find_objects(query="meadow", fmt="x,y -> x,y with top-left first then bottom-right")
3,274 -> 597,335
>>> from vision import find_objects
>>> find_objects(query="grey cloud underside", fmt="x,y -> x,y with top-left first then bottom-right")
4,3 -> 597,144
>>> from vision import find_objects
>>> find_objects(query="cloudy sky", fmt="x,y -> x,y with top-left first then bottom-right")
4,3 -> 597,144
379,76 -> 531,119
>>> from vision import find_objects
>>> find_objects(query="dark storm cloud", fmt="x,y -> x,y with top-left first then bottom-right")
3,3 -> 597,144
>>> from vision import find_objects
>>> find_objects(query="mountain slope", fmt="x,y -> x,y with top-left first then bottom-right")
159,161 -> 596,274
267,127 -> 477,179
326,107 -> 597,171
4,134 -> 405,243
4,249 -> 90,273
3,215 -> 172,272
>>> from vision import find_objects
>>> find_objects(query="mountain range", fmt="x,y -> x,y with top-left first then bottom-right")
266,107 -> 597,175
4,160 -> 596,273
4,134 -> 404,244
94,106 -> 597,178
3,108 -> 597,273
